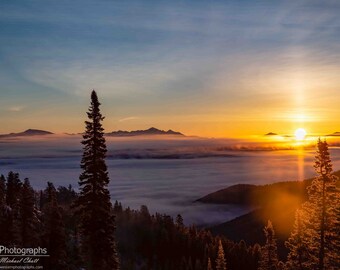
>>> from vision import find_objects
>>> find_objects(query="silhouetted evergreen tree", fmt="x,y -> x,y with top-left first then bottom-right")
74,90 -> 119,270
4,172 -> 22,246
176,214 -> 184,227
287,139 -> 339,270
0,175 -> 7,244
216,239 -> 227,270
57,185 -> 77,205
113,200 -> 123,213
0,175 -> 5,206
251,244 -> 262,270
39,190 -> 44,211
309,139 -> 338,269
19,178 -> 39,246
333,201 -> 340,268
285,209 -> 308,270
258,220 -> 278,270
6,171 -> 22,207
42,182 -> 66,270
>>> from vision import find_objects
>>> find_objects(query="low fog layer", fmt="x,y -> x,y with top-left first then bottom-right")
1,135 -> 340,226
2,133 -> 340,159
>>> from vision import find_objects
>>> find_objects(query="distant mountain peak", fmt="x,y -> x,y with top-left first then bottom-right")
265,132 -> 278,136
0,129 -> 53,138
327,132 -> 340,136
106,127 -> 184,137
23,129 -> 53,134
147,127 -> 158,131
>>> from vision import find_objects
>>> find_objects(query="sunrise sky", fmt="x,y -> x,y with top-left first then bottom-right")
0,1 -> 339,137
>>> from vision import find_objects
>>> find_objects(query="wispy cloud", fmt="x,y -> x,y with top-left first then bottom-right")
8,106 -> 24,112
118,116 -> 139,122
0,1 -> 339,135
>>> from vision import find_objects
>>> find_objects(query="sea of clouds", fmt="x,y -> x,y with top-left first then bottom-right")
1,135 -> 340,226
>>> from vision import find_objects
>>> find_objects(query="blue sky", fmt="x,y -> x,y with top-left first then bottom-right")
0,1 -> 339,136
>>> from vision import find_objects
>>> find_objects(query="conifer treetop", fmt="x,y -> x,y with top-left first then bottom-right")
75,90 -> 119,270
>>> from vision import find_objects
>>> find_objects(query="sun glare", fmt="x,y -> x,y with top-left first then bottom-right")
295,128 -> 307,141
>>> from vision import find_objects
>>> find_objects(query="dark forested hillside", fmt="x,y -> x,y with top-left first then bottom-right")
198,171 -> 340,206
0,172 -> 263,270
200,171 -> 340,262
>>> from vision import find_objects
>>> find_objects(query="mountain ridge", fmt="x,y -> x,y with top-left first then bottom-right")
0,129 -> 54,138
0,127 -> 184,138
327,131 -> 340,136
106,127 -> 184,137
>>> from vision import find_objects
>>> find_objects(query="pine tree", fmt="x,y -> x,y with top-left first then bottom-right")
216,240 -> 227,270
251,243 -> 262,270
113,200 -> 123,214
285,209 -> 309,270
0,175 -> 5,206
0,175 -> 7,244
39,190 -> 44,211
6,171 -> 22,208
42,182 -> 66,270
19,178 -> 39,246
176,214 -> 184,227
333,200 -> 340,267
303,139 -> 338,269
74,90 -> 119,270
5,172 -> 22,246
258,220 -> 278,270
286,139 -> 340,270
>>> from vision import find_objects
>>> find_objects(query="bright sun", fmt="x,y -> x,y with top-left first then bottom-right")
295,128 -> 307,141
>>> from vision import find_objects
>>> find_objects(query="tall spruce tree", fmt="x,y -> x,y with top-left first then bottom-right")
19,178 -> 39,246
252,243 -> 262,270
307,139 -> 340,270
74,90 -> 119,270
216,240 -> 227,270
293,139 -> 338,270
42,182 -> 66,270
285,209 -> 309,270
258,220 -> 278,270
6,172 -> 22,246
0,175 -> 7,244
0,175 -> 5,206
175,214 -> 184,228
6,171 -> 22,208
333,201 -> 340,267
